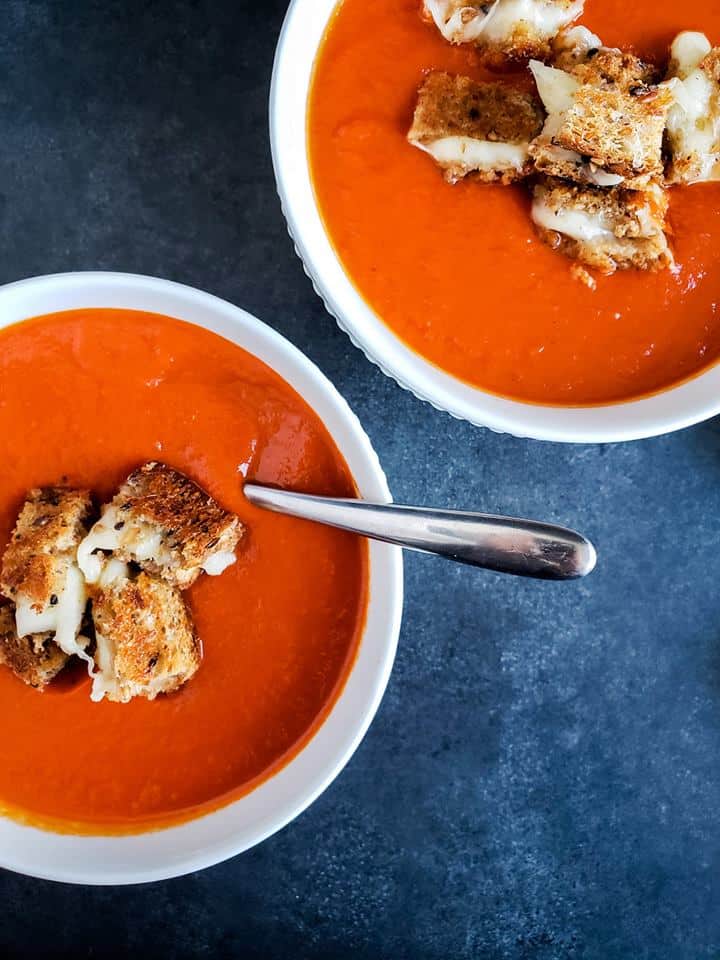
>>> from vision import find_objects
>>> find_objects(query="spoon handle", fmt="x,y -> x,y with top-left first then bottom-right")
243,485 -> 596,581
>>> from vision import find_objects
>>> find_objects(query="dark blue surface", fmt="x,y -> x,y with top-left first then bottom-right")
2,2 -> 720,957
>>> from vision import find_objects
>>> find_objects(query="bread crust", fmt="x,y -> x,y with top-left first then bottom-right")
530,47 -> 674,188
409,71 -> 543,182
0,605 -> 68,689
100,462 -> 242,589
532,176 -> 672,273
0,487 -> 93,610
92,572 -> 200,703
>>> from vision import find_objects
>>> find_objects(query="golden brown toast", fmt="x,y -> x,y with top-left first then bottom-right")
91,572 -> 200,703
409,71 -> 543,182
1,487 -> 92,609
530,46 -> 674,188
0,487 -> 93,659
0,604 -> 69,690
79,462 -> 243,590
531,176 -> 672,273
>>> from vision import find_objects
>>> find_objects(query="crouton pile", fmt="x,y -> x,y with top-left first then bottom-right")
0,462 -> 243,702
412,1 -> 720,276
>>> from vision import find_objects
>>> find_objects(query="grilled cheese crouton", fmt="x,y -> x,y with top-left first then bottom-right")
529,44 -> 675,188
422,0 -> 583,63
91,572 -> 200,703
0,604 -> 69,689
78,462 -> 243,590
532,176 -> 672,273
408,72 -> 544,182
550,25 -> 601,69
0,488 -> 93,660
666,32 -> 720,184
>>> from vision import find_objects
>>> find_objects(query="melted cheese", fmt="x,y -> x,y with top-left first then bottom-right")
78,505 -> 173,584
412,136 -> 529,172
530,60 -> 578,118
98,559 -> 130,588
533,191 -> 659,249
89,564 -> 134,703
424,0 -> 582,46
672,31 -> 712,79
529,60 -> 626,186
424,0 -> 488,43
667,32 -> 720,184
481,0 -> 582,44
532,195 -> 614,242
90,626 -> 119,703
202,551 -> 237,576
584,166 -> 625,187
15,563 -> 89,661
553,25 -> 601,60
78,504 -> 237,583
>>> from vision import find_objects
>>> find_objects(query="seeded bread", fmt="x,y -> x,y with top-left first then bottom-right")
532,176 -> 672,272
0,604 -> 69,689
78,462 -> 243,590
91,572 -> 200,703
408,71 -> 544,182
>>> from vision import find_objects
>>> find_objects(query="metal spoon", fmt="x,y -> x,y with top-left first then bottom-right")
244,484 -> 596,581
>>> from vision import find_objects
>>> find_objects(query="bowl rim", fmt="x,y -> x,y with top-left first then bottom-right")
270,0 -> 720,444
0,271 -> 403,885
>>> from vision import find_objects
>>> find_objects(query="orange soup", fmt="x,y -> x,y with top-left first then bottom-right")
309,0 -> 720,405
0,309 -> 367,834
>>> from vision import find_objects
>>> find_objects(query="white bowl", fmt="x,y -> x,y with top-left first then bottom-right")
0,271 -> 403,885
270,0 -> 720,444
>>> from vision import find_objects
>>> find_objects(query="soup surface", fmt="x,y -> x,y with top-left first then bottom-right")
0,309 -> 367,833
309,0 -> 720,405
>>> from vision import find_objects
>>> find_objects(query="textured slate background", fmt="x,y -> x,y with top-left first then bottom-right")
2,2 -> 720,957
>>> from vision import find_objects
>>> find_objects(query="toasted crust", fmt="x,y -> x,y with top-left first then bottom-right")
422,0 -> 583,64
530,47 -> 673,188
92,573 -> 200,703
553,84 -> 673,181
532,176 -> 672,273
0,605 -> 68,689
95,462 -> 243,589
408,72 -> 544,182
410,72 -> 544,143
560,47 -> 660,87
0,487 -> 93,609
481,12 -> 579,66
702,48 -> 720,85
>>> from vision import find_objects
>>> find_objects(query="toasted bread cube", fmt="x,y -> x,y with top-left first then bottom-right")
408,72 -> 544,182
666,32 -> 720,184
529,46 -> 675,188
91,572 -> 200,703
78,462 -> 243,590
0,487 -> 93,660
422,0 -> 583,62
0,605 -> 69,690
531,176 -> 672,273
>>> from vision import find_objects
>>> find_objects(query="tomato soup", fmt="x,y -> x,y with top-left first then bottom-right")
0,309 -> 367,834
309,0 -> 720,405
